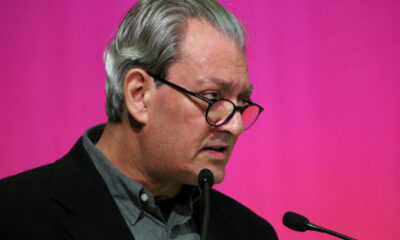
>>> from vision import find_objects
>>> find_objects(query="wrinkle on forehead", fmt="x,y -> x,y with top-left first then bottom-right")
196,77 -> 253,97
178,18 -> 246,65
168,17 -> 250,96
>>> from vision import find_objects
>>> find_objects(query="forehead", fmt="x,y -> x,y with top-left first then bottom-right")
171,18 -> 250,92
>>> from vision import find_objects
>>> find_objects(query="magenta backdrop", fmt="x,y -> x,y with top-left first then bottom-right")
1,0 -> 399,239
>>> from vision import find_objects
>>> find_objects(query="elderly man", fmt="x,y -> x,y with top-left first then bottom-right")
0,0 -> 277,239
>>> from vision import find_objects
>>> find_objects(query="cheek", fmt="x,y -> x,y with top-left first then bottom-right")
154,96 -> 209,159
149,92 -> 206,149
155,92 -> 205,128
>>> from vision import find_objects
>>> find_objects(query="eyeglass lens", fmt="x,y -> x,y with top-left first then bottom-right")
207,100 -> 234,124
241,105 -> 261,129
206,100 -> 260,130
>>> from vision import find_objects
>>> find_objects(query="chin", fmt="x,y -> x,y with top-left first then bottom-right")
207,167 -> 225,185
213,175 -> 225,185
189,165 -> 226,186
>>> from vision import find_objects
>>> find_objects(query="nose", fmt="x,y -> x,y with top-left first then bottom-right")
217,110 -> 244,137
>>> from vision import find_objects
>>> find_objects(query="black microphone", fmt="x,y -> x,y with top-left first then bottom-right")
283,211 -> 357,240
197,169 -> 214,240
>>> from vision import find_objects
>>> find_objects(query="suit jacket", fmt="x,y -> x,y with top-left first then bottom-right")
0,138 -> 277,240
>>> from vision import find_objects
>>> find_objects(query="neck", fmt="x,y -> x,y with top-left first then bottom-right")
95,121 -> 182,198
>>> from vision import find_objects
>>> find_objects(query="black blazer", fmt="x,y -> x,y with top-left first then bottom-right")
0,138 -> 277,240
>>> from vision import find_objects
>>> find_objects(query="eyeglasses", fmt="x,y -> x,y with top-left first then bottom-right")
152,75 -> 264,130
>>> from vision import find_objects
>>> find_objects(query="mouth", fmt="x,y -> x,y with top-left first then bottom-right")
201,146 -> 229,158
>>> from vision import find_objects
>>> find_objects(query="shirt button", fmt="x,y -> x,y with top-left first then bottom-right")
140,193 -> 149,202
170,226 -> 179,238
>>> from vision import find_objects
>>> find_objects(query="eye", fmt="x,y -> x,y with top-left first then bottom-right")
238,97 -> 251,106
202,91 -> 221,100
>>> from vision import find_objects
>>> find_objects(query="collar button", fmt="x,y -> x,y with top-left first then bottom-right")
140,193 -> 149,202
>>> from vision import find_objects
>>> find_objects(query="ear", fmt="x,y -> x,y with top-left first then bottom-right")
123,69 -> 153,125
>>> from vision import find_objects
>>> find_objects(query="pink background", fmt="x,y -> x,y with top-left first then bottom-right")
1,0 -> 399,239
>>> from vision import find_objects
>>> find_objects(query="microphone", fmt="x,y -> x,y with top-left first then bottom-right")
283,211 -> 357,240
198,168 -> 214,188
197,169 -> 214,240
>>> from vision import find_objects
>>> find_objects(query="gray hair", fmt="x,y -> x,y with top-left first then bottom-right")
104,0 -> 246,122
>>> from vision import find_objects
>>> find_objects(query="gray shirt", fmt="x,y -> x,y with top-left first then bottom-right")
82,124 -> 200,240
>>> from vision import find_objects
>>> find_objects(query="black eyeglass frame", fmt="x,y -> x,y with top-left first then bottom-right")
152,75 -> 264,130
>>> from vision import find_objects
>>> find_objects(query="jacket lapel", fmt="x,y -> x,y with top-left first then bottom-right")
50,138 -> 134,240
193,189 -> 230,240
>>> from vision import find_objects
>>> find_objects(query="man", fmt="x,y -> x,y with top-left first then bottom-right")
0,0 -> 277,239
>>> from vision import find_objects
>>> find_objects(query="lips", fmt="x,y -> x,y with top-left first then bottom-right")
200,134 -> 234,159
202,146 -> 227,152
201,145 -> 229,158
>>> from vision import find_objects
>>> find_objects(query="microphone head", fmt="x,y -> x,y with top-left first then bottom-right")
283,211 -> 310,232
197,169 -> 214,188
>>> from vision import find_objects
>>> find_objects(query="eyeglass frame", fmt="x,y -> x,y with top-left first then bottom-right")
150,74 -> 264,130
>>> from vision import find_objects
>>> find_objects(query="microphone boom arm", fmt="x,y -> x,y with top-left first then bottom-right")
306,222 -> 357,240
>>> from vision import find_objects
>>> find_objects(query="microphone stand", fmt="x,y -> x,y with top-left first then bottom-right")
200,181 -> 210,240
197,169 -> 214,240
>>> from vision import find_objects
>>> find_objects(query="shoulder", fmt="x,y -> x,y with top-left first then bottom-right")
0,163 -> 57,236
0,162 -> 59,218
0,163 -> 55,198
209,189 -> 278,239
0,139 -> 86,238
0,137 -> 86,201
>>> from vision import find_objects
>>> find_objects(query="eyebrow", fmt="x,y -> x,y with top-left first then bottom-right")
197,77 -> 253,97
241,84 -> 253,98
